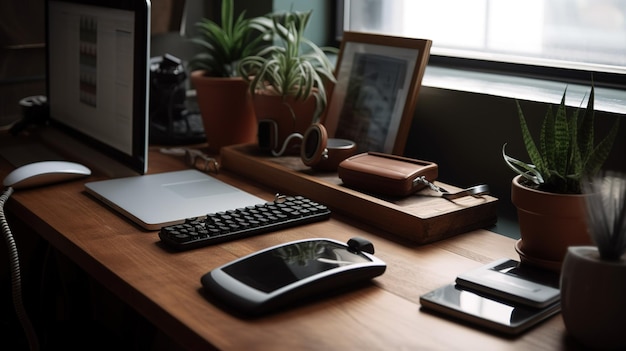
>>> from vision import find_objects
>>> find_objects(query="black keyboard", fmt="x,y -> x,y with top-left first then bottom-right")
158,196 -> 331,251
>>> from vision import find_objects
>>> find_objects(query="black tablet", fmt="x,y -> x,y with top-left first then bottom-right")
201,237 -> 386,315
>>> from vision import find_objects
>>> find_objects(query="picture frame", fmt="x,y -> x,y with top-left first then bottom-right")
324,32 -> 432,155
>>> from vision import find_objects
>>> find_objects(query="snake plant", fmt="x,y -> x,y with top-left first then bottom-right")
189,0 -> 269,77
237,10 -> 337,122
503,86 -> 620,194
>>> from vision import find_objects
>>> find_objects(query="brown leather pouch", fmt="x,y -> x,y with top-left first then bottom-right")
337,152 -> 438,197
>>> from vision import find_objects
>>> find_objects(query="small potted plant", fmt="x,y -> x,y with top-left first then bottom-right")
188,0 -> 270,153
502,86 -> 620,270
560,172 -> 626,350
238,10 -> 337,156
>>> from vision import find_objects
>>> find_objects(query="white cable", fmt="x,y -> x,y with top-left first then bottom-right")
1,187 -> 39,351
271,132 -> 303,157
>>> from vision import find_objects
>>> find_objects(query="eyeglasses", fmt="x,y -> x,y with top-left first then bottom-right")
184,149 -> 219,174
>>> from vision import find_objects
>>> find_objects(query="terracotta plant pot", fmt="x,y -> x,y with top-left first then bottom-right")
511,175 -> 591,271
251,91 -> 318,156
190,70 -> 257,154
560,246 -> 626,350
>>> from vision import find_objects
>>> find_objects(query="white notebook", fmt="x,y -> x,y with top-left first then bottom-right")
85,169 -> 265,230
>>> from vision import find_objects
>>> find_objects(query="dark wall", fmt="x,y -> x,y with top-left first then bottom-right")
0,0 -> 46,127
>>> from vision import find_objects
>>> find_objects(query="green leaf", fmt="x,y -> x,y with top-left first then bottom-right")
237,7 -> 336,122
540,104 -> 554,173
578,87 -> 595,162
502,144 -> 544,185
221,0 -> 234,37
517,101 -> 546,175
188,0 -> 270,77
553,91 -> 570,178
505,85 -> 620,193
587,118 -> 620,176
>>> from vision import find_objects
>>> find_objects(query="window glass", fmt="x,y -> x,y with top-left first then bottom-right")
345,0 -> 626,75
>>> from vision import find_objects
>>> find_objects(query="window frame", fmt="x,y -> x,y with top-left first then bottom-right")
337,0 -> 626,90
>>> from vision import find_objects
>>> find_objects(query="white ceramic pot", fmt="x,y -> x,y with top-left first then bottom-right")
560,246 -> 626,350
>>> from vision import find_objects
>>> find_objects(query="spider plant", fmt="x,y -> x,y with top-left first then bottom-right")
237,10 -> 337,122
188,0 -> 269,77
503,86 -> 620,194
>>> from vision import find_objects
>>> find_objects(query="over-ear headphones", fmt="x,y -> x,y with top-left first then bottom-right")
257,120 -> 356,171
300,123 -> 357,171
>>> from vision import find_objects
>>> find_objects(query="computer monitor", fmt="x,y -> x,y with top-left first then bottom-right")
45,0 -> 151,175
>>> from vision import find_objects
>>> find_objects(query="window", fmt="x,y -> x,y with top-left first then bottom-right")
344,0 -> 626,87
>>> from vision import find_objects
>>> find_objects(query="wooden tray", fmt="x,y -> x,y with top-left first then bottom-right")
221,144 -> 498,244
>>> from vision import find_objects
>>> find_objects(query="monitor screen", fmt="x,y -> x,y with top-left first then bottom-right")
46,0 -> 150,174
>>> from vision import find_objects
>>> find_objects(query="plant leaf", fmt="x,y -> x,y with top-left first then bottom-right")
578,87 -> 595,162
553,90 -> 570,179
502,144 -> 544,185
188,0 -> 270,77
517,100 -> 547,175
587,118 -> 620,176
506,86 -> 619,193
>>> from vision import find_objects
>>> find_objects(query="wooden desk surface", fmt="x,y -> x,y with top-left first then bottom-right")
1,145 -> 574,350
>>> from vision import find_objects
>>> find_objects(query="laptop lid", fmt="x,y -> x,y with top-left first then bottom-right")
45,0 -> 150,175
85,170 -> 265,230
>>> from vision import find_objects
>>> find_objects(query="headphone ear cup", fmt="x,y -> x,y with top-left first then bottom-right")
301,123 -> 328,167
301,123 -> 357,171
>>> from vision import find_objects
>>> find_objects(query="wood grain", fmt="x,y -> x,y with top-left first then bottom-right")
221,144 -> 498,244
0,142 -> 574,350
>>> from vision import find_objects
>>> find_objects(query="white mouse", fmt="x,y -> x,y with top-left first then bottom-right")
3,160 -> 91,189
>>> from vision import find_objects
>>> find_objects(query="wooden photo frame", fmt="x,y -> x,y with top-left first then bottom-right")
323,32 -> 432,155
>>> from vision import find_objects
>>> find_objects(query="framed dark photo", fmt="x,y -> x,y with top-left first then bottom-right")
324,32 -> 431,155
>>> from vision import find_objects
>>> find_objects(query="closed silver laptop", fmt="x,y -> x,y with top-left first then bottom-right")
85,170 -> 265,230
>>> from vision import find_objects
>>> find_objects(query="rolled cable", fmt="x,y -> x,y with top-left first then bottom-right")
1,187 -> 40,351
